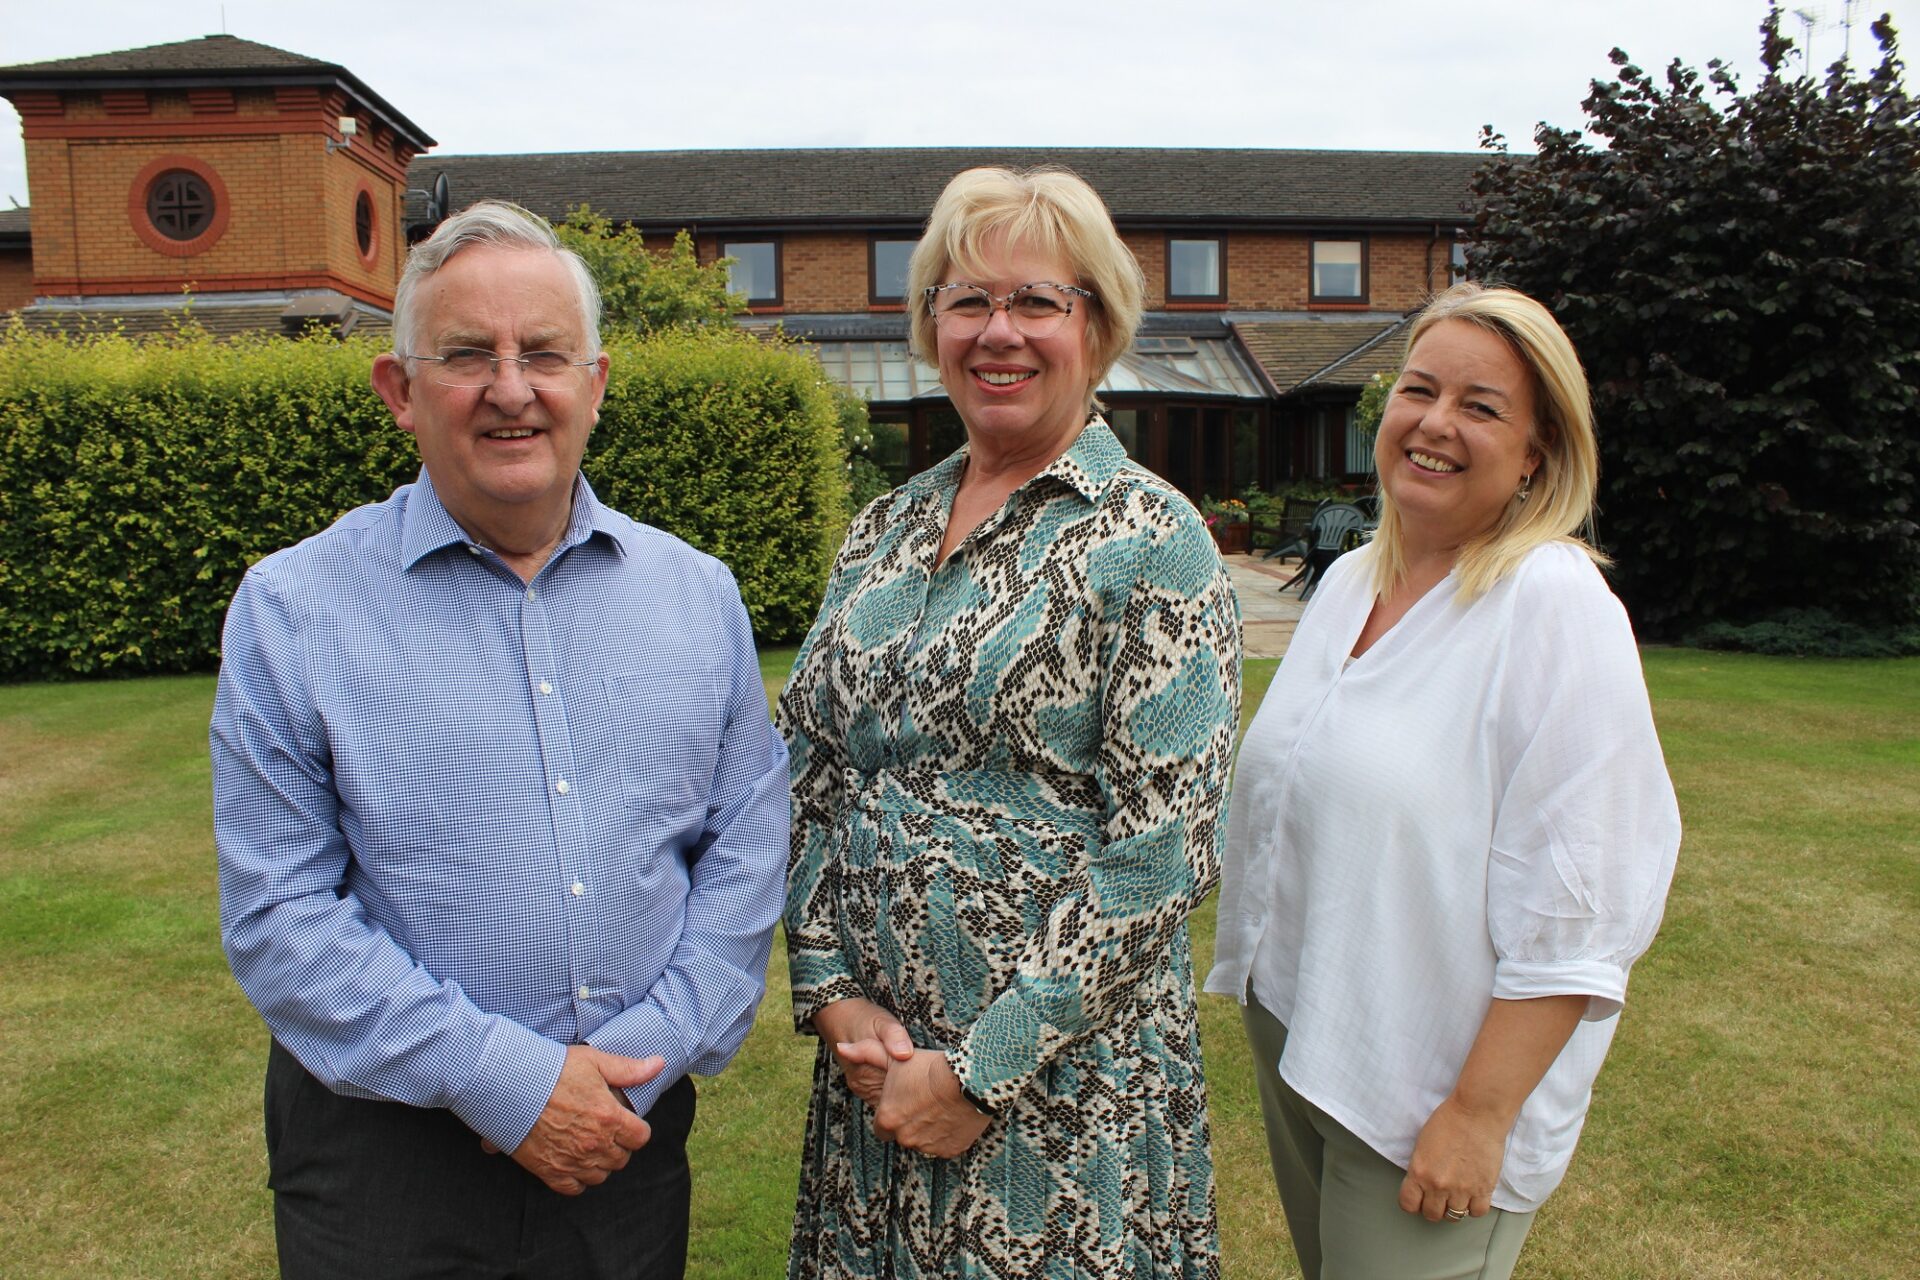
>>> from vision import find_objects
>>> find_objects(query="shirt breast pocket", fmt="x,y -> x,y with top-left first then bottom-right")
604,666 -> 725,820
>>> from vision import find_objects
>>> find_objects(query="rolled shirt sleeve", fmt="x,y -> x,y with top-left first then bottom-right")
1487,567 -> 1682,1021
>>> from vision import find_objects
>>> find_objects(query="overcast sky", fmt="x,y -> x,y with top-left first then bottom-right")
3,0 -> 1911,208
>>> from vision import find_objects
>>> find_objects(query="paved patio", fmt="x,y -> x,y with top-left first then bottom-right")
1223,552 -> 1308,659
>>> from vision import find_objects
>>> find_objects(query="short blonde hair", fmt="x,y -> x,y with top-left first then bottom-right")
1370,282 -> 1608,600
907,166 -> 1145,412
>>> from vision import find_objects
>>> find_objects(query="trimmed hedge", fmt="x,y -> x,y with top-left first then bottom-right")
0,323 -> 846,679
1684,608 -> 1920,659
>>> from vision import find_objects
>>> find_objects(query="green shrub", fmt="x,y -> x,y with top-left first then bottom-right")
593,328 -> 846,642
0,323 -> 845,680
555,205 -> 744,335
833,384 -> 892,515
1684,608 -> 1920,659
1352,369 -> 1394,437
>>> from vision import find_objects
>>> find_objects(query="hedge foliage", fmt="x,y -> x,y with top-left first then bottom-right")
0,322 -> 847,680
1684,607 -> 1920,658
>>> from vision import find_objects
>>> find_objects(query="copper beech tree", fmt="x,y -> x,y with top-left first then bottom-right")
1467,8 -> 1920,638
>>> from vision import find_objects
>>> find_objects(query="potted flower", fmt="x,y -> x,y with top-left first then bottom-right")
1201,496 -> 1251,555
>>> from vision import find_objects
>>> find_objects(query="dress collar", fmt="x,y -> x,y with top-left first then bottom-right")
900,416 -> 1130,510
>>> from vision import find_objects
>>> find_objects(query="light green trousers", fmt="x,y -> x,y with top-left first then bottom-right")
1240,993 -> 1537,1280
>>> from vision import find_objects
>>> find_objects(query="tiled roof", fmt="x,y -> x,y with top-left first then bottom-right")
0,207 -> 28,240
0,35 -> 434,149
0,34 -> 329,74
1234,316 -> 1411,394
8,296 -> 391,340
406,147 -> 1482,229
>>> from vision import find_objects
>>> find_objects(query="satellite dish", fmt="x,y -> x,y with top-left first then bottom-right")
429,172 -> 450,223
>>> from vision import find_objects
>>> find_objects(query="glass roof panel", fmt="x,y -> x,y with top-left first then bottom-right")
807,334 -> 1263,403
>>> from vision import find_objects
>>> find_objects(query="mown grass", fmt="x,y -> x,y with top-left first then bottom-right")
1,651 -> 1913,1277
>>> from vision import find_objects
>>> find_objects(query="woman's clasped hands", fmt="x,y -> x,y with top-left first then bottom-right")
813,998 -> 992,1159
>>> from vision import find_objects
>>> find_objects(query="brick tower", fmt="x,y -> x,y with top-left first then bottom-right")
0,34 -> 434,334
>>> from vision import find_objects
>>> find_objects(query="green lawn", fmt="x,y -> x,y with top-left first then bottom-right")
1,652 -> 1913,1277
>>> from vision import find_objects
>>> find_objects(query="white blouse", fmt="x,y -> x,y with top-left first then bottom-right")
1205,541 -> 1680,1212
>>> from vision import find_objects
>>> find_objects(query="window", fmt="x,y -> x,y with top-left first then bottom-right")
1344,405 -> 1378,475
355,190 -> 375,258
131,155 -> 230,257
1168,237 -> 1224,300
1450,239 -> 1470,285
867,418 -> 910,488
723,240 -> 780,304
870,238 -> 917,303
1107,408 -> 1146,461
147,171 -> 215,241
1311,239 -> 1366,301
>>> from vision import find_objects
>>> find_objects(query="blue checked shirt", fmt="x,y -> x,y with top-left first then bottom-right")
213,472 -> 788,1153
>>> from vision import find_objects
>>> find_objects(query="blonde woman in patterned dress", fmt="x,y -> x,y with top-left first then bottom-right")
780,166 -> 1241,1279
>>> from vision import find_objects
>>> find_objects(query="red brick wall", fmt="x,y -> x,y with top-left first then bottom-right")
696,231 -> 880,313
0,246 -> 34,310
781,232 -> 870,312
1124,231 -> 1165,308
1225,230 -> 1443,311
680,227 -> 1449,316
12,84 -> 417,307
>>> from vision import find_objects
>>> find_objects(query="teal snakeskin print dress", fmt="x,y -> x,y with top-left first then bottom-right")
780,421 -> 1241,1279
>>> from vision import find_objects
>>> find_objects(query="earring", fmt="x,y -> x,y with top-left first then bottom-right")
1516,473 -> 1534,502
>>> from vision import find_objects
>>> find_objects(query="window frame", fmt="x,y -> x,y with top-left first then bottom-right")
868,235 -> 919,305
1309,237 -> 1369,304
721,238 -> 783,306
1166,234 -> 1227,302
353,184 -> 379,268
128,154 -> 230,258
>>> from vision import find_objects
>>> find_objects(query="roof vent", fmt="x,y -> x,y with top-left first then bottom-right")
280,291 -> 357,339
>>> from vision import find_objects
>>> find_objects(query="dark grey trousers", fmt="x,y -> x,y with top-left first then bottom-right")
265,1039 -> 695,1280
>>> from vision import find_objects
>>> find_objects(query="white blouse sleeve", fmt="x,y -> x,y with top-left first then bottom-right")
1486,551 -> 1682,1021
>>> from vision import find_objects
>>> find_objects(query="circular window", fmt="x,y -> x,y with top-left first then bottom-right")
146,171 -> 216,242
355,190 -> 374,256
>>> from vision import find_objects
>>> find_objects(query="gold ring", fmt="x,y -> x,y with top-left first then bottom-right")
1444,1207 -> 1468,1221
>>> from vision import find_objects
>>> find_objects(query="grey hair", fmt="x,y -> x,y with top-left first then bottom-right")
391,200 -> 602,358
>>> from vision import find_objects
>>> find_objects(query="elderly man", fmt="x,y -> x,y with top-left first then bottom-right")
212,201 -> 788,1279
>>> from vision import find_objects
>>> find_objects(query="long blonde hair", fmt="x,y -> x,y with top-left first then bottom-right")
1370,283 -> 1608,601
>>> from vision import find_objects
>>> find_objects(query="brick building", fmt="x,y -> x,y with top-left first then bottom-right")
0,35 -> 432,337
1,34 -> 1484,496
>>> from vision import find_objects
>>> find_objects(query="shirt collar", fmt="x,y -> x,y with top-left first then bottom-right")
899,416 -> 1130,511
400,470 -> 624,569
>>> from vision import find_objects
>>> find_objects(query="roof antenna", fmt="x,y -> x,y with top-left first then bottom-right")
221,5 -> 227,33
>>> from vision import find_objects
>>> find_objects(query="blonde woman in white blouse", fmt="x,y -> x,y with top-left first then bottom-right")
1206,283 -> 1680,1280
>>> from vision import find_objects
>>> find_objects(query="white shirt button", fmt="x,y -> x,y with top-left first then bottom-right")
571,880 -> 584,896
525,587 -> 536,601
577,986 -> 590,1000
538,680 -> 553,695
467,544 -> 483,556
555,779 -> 570,794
